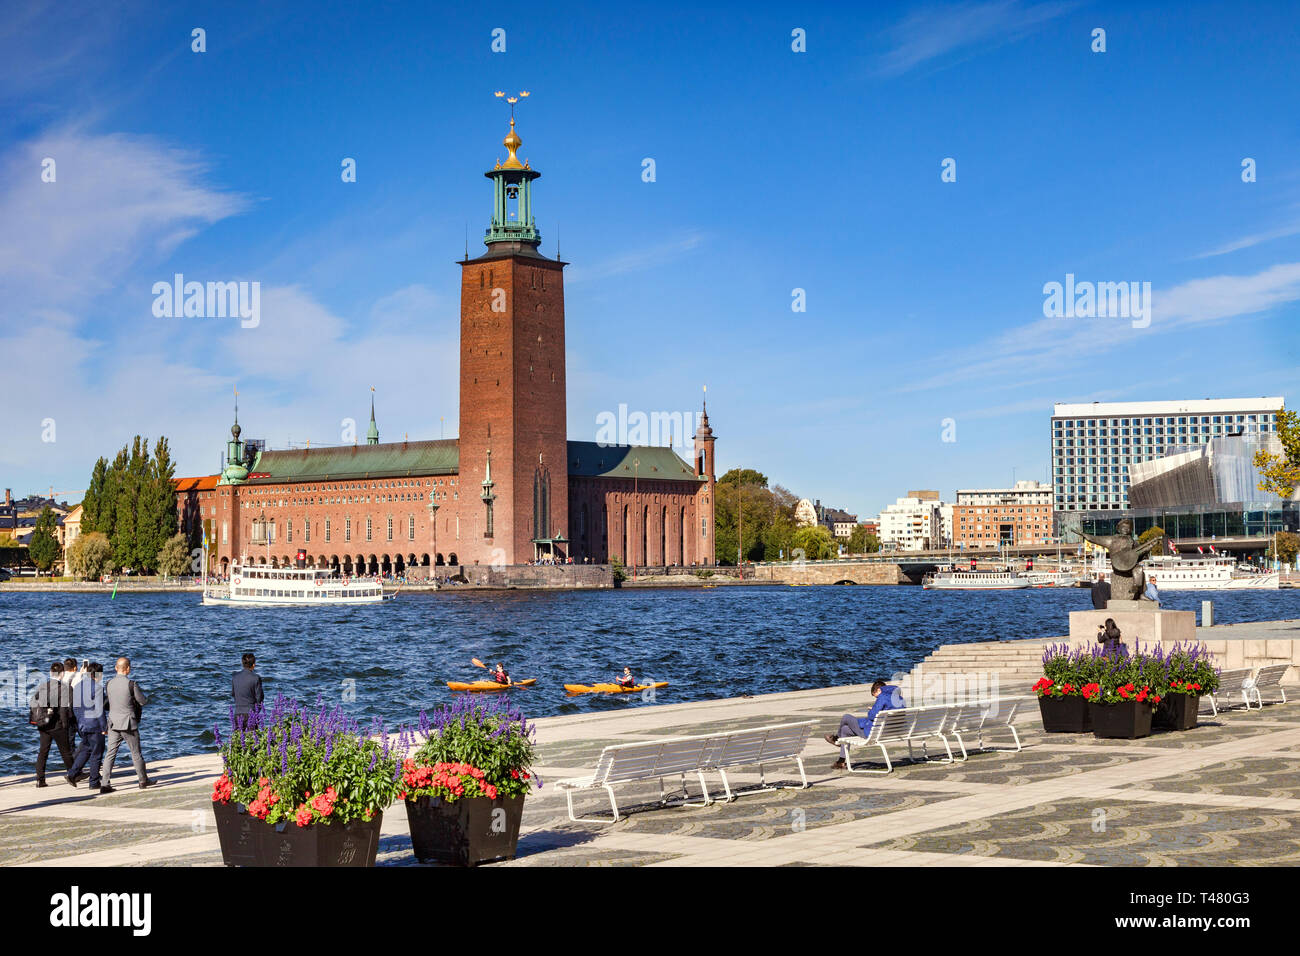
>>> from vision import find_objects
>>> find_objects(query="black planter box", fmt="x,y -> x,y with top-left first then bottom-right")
405,794 -> 524,866
1037,694 -> 1092,733
213,802 -> 383,867
1154,693 -> 1200,731
212,801 -> 263,866
1089,700 -> 1154,739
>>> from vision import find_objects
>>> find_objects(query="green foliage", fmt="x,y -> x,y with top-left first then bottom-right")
714,468 -> 801,564
82,436 -> 179,573
155,532 -> 192,578
406,698 -> 536,802
792,524 -> 837,560
28,507 -> 60,572
82,457 -> 108,534
66,532 -> 113,580
847,525 -> 881,554
215,699 -> 405,826
1267,531 -> 1299,564
692,568 -> 714,578
1137,526 -> 1165,545
1163,643 -> 1219,696
610,555 -> 627,583
1254,406 -> 1300,498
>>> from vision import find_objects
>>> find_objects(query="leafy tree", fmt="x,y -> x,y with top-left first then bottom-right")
28,507 -> 61,573
609,555 -> 627,583
1254,407 -> 1300,497
1137,526 -> 1165,548
792,524 -> 837,561
82,457 -> 108,533
1267,531 -> 1299,565
67,531 -> 113,580
136,437 -> 178,572
156,532 -> 192,578
847,525 -> 881,554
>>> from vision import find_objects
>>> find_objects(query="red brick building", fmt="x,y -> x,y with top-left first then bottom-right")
176,115 -> 716,575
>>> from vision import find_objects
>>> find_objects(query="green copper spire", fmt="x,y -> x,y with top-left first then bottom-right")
366,387 -> 379,445
219,390 -> 248,484
484,95 -> 541,249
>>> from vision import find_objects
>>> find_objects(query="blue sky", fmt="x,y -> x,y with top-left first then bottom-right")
3,0 -> 1299,519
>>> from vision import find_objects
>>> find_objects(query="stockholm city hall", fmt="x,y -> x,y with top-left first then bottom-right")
177,105 -> 717,576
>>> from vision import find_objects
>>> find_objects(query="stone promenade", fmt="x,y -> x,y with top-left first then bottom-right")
3,677 -> 1298,867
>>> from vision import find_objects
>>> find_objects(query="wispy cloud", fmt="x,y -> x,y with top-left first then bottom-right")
900,261 -> 1300,393
0,127 -> 249,309
878,0 -> 1078,76
1192,220 -> 1300,259
566,231 -> 705,284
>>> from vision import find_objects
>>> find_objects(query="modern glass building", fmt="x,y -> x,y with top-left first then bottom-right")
1059,433 -> 1298,544
1050,397 -> 1284,523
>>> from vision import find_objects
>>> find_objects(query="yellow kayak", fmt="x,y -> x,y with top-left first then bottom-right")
446,678 -> 537,692
564,681 -> 668,695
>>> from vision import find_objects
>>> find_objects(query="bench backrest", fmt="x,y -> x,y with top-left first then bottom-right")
947,702 -> 988,733
909,704 -> 951,737
1216,668 -> 1253,694
595,735 -> 715,785
754,721 -> 816,763
1253,664 -> 1289,688
867,707 -> 918,743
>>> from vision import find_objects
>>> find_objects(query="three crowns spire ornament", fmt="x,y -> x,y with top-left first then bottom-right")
493,90 -> 531,170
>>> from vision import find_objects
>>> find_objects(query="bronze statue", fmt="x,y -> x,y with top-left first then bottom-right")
1069,518 -> 1157,602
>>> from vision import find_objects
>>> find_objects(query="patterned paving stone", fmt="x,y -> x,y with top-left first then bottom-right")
1123,756 -> 1300,800
559,784 -> 965,843
865,799 -> 1300,866
0,817 -> 186,865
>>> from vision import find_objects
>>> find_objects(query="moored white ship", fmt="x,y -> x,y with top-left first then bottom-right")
922,565 -> 1032,590
1025,568 -> 1079,588
202,550 -> 393,606
1093,554 -> 1278,591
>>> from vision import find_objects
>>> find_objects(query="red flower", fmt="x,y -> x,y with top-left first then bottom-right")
510,769 -> 520,779
1081,683 -> 1101,701
483,783 -> 498,800
295,804 -> 313,828
211,774 -> 233,804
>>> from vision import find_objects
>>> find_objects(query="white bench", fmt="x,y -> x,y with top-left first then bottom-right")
555,721 -> 815,823
1203,668 -> 1254,716
947,697 -> 1026,760
1247,664 -> 1290,707
555,734 -> 715,824
706,721 -> 815,802
840,704 -> 955,774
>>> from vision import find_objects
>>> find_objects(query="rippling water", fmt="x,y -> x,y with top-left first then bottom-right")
4,585 -> 1298,776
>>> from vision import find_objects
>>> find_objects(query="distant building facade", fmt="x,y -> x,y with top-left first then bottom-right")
879,496 -> 946,551
952,480 -> 1053,548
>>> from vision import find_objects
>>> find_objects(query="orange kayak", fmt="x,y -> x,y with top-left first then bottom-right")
446,678 -> 537,692
564,681 -> 668,695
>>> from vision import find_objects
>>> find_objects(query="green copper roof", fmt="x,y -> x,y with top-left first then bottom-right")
248,440 -> 458,483
566,441 -> 703,483
230,438 -> 701,485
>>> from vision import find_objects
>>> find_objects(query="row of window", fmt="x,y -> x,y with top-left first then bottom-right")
251,515 -> 424,544
1054,413 -> 1275,429
233,587 -> 382,599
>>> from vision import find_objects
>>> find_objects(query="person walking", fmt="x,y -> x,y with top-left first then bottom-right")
30,661 -> 76,788
61,658 -> 78,688
100,657 -> 150,794
67,662 -> 107,790
232,652 -> 264,724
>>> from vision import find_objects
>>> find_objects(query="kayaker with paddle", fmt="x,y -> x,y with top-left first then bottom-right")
614,667 -> 635,689
826,679 -> 906,770
491,663 -> 512,686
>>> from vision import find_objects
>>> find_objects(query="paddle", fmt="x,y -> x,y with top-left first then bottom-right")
471,658 -> 515,686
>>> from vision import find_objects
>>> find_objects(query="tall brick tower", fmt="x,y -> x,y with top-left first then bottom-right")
458,99 -> 568,565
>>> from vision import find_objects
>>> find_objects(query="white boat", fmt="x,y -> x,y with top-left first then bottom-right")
1093,554 -> 1279,591
923,565 -> 1032,590
1025,569 -> 1079,588
202,558 -> 393,606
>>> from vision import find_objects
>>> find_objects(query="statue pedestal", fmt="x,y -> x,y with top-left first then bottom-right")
1068,607 -> 1197,647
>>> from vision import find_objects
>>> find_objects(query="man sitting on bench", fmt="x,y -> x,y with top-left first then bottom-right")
826,680 -> 906,769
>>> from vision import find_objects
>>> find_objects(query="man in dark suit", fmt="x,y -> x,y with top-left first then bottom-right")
101,657 -> 150,794
232,652 -> 264,725
67,662 -> 107,789
30,662 -> 75,787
